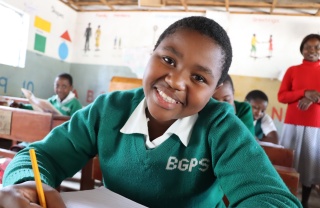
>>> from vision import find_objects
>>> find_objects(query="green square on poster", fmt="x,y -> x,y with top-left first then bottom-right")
34,33 -> 46,53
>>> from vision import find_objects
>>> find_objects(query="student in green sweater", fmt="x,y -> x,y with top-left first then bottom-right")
1,16 -> 301,208
245,90 -> 279,144
9,73 -> 83,151
11,73 -> 82,117
212,74 -> 255,136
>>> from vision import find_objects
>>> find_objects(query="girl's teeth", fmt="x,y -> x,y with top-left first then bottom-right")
158,90 -> 178,104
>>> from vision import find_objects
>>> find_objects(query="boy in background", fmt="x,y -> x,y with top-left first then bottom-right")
11,73 -> 82,117
9,73 -> 82,151
245,90 -> 279,144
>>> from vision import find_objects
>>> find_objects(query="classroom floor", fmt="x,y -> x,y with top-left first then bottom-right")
297,185 -> 320,208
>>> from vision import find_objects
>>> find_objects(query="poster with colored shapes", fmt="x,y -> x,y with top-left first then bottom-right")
34,33 -> 46,53
34,16 -> 51,32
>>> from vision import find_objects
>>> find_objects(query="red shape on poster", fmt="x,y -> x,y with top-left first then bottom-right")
61,31 -> 71,42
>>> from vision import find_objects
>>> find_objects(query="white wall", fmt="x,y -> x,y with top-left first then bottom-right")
5,0 -> 78,62
2,0 -> 320,106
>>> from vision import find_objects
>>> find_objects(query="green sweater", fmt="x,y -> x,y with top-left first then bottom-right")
4,88 -> 301,208
21,95 -> 82,116
234,100 -> 255,136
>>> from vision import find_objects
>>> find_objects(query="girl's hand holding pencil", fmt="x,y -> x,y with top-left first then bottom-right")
0,149 -> 66,208
0,181 -> 65,208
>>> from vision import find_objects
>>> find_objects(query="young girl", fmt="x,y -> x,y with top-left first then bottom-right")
245,90 -> 279,144
212,74 -> 255,135
1,16 -> 301,208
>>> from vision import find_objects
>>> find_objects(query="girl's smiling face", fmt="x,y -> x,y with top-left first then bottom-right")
143,29 -> 223,123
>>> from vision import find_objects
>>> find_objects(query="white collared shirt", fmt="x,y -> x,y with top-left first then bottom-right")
55,91 -> 76,104
120,98 -> 198,149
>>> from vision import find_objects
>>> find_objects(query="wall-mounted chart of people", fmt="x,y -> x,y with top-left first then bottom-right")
84,23 -> 92,52
250,33 -> 273,59
268,35 -> 273,58
113,36 -> 122,49
95,25 -> 101,51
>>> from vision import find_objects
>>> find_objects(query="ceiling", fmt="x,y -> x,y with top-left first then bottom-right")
60,0 -> 320,16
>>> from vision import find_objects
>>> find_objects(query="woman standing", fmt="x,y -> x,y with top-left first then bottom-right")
278,34 -> 320,208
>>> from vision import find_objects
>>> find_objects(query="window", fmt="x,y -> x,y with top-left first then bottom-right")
0,1 -> 29,68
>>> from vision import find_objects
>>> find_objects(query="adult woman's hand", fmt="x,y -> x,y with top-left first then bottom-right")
0,181 -> 66,208
298,97 -> 313,110
304,90 -> 320,103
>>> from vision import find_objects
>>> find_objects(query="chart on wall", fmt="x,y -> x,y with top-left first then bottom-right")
33,16 -> 51,53
72,12 -> 203,78
21,0 -> 78,62
228,14 -> 320,79
59,30 -> 71,60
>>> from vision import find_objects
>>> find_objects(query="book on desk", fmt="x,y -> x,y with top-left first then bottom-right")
21,88 -> 62,116
60,187 -> 146,208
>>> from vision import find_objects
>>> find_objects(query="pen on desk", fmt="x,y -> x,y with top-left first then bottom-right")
29,148 -> 47,208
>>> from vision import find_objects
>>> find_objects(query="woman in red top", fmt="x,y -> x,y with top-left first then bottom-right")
278,34 -> 320,208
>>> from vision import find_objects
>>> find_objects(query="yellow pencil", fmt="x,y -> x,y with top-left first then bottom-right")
29,148 -> 47,208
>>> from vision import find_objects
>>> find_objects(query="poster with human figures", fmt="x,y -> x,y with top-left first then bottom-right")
250,34 -> 273,59
228,14 -> 320,79
73,12 -> 320,80
72,12 -> 202,77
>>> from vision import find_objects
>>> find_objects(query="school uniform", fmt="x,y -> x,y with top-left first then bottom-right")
234,100 -> 255,136
21,91 -> 82,116
4,88 -> 301,207
254,114 -> 277,140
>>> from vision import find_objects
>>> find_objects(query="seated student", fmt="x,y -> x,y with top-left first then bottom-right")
245,90 -> 279,144
9,73 -> 82,151
11,73 -> 82,117
0,16 -> 301,208
212,74 -> 255,135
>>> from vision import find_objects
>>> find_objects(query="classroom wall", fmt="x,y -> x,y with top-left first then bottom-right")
1,0 -> 320,135
0,51 -> 70,98
0,0 -> 77,99
70,64 -> 136,105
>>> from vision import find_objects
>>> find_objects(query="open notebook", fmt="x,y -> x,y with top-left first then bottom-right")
21,88 -> 62,116
60,187 -> 147,208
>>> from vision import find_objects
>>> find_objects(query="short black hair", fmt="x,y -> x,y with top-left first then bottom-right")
57,73 -> 73,86
299,34 -> 320,54
154,16 -> 232,86
222,74 -> 234,93
245,90 -> 268,102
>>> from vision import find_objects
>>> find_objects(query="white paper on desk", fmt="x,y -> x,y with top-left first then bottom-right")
60,187 -> 147,208
258,141 -> 284,148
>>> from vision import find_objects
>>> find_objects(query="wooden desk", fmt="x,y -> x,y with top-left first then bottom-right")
0,96 -> 29,105
259,144 -> 299,196
0,106 -> 52,142
109,76 -> 142,92
274,165 -> 300,196
0,106 -> 69,158
261,145 -> 294,168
